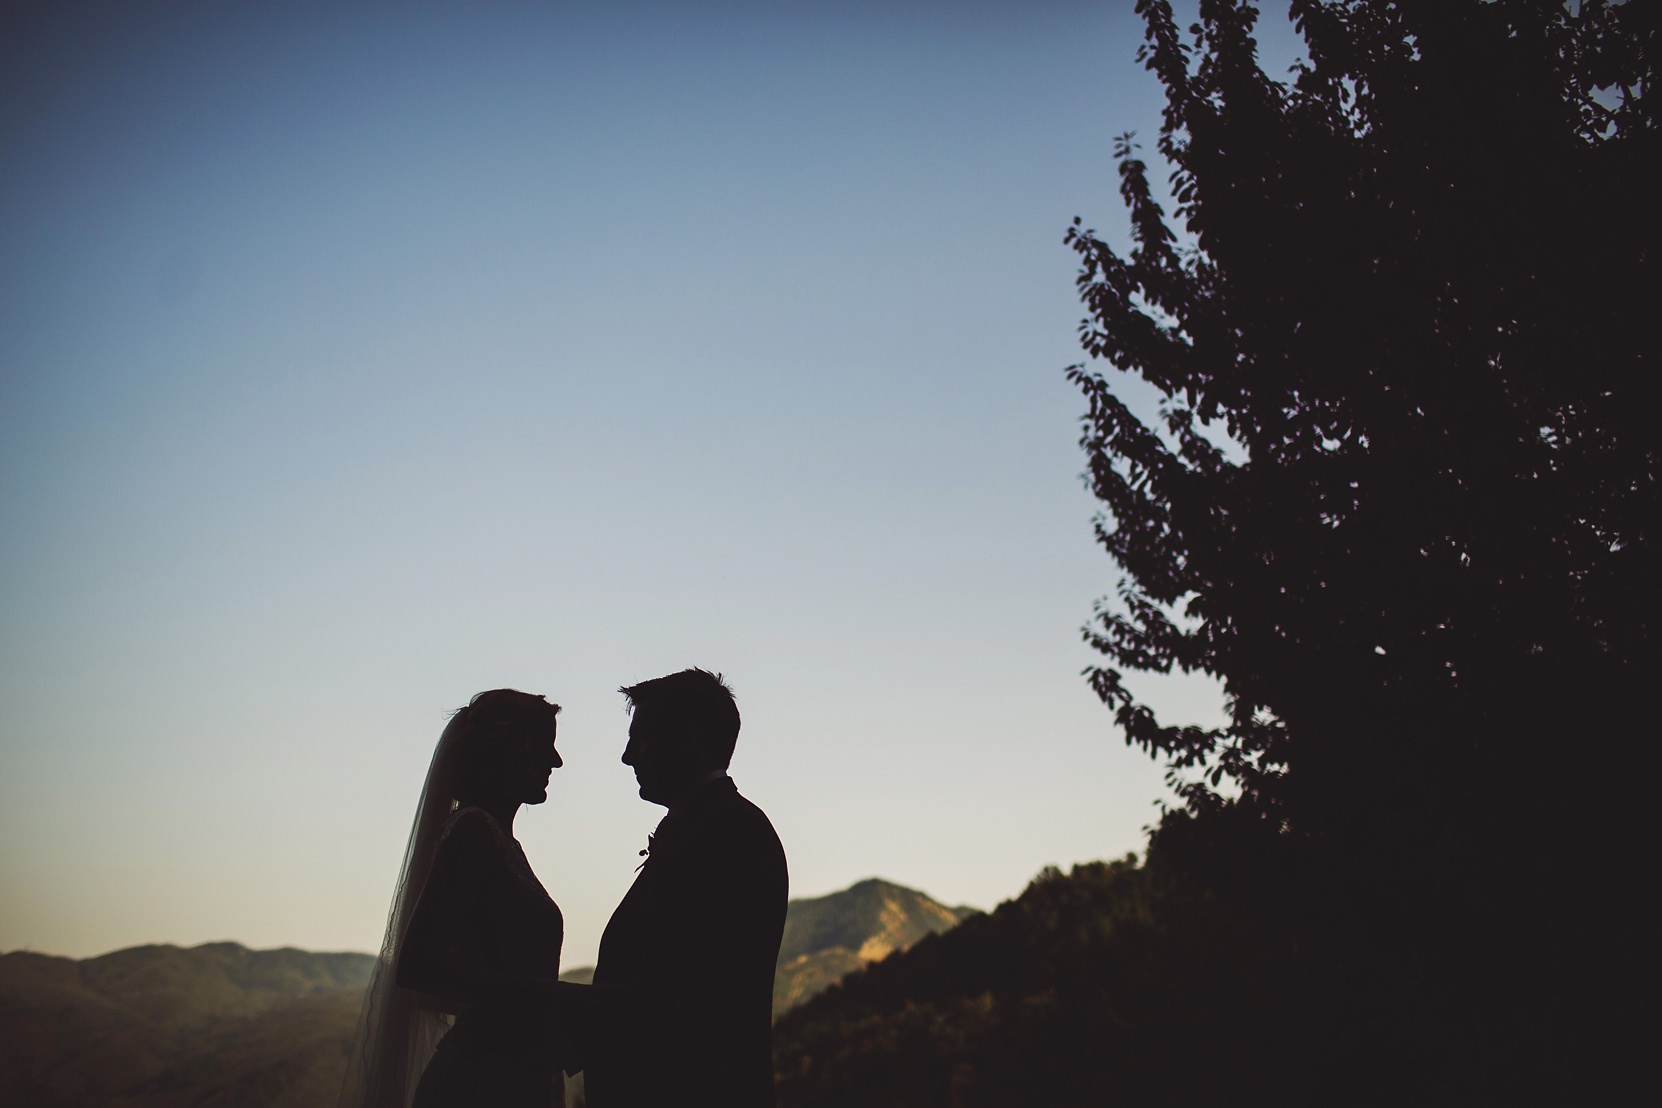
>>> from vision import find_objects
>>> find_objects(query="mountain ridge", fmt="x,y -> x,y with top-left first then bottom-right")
0,942 -> 377,1107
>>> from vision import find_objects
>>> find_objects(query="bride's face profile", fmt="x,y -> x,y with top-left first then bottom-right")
474,717 -> 563,807
515,717 -> 562,805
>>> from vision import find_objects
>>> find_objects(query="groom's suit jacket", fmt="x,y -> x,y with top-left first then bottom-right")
585,775 -> 788,1108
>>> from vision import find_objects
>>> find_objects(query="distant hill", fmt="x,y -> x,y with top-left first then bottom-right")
772,878 -> 976,1015
0,877 -> 975,1107
0,942 -> 373,1108
561,877 -> 978,1017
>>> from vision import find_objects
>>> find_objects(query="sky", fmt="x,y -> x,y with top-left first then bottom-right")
0,0 -> 1254,968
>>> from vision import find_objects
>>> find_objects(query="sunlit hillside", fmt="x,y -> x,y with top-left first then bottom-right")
772,878 -> 976,1015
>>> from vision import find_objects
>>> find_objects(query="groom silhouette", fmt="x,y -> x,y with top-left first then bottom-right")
565,668 -> 788,1108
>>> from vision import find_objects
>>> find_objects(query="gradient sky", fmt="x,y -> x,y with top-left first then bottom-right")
1,1 -> 1264,967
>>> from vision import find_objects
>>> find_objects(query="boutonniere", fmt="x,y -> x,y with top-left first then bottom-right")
636,832 -> 654,871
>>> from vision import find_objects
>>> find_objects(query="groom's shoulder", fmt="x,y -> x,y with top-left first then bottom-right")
713,780 -> 776,826
712,785 -> 785,863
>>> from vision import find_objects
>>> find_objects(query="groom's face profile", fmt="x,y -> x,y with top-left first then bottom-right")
622,706 -> 702,806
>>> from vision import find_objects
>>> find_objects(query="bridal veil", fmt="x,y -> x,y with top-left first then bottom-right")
337,708 -> 471,1108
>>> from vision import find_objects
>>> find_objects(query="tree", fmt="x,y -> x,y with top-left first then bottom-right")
1067,0 -> 1655,1095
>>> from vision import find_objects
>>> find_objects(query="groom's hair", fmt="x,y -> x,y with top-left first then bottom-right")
620,667 -> 741,770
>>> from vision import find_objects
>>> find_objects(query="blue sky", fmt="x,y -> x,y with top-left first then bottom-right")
0,1 -> 1253,966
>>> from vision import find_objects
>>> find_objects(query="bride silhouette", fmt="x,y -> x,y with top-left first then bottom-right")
339,689 -> 567,1108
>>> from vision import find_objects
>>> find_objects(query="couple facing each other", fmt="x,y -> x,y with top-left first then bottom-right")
339,667 -> 788,1108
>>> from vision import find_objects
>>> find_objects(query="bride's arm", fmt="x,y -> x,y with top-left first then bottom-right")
545,979 -> 626,1074
395,811 -> 498,1006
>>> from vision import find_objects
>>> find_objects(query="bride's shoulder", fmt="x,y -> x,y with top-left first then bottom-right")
438,805 -> 505,850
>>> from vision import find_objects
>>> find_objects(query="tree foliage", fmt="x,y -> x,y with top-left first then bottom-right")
1070,0 -> 1656,831
1066,0 -> 1655,1093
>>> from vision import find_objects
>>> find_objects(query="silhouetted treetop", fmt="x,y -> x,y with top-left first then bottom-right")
1067,0 -> 1657,830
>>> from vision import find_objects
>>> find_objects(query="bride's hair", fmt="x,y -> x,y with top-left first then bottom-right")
337,689 -> 560,1108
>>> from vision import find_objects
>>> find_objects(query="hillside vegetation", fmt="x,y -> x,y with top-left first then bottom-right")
775,858 -> 1159,1108
774,812 -> 1444,1107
